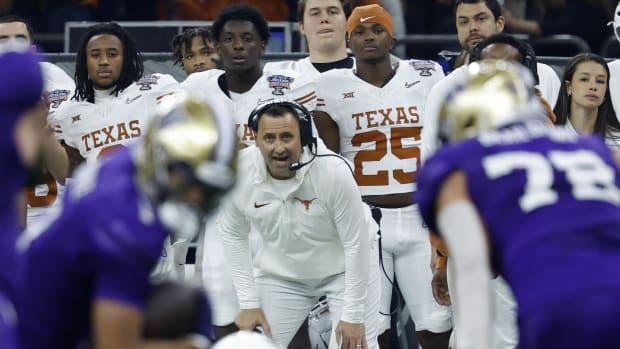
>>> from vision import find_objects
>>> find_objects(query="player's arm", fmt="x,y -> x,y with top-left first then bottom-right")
43,133 -> 69,183
435,170 -> 492,349
429,234 -> 451,306
62,142 -> 85,177
312,110 -> 340,153
330,162 -> 370,348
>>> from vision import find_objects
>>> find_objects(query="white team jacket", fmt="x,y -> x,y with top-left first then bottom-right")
218,146 -> 378,323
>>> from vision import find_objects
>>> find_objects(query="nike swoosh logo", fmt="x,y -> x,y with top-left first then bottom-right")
126,95 -> 142,104
360,16 -> 376,22
254,202 -> 271,208
405,81 -> 421,88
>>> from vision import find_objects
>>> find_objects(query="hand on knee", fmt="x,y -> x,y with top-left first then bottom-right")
235,308 -> 272,337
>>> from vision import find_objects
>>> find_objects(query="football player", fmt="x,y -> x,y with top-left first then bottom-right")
171,27 -> 220,76
264,0 -> 354,76
0,15 -> 73,230
16,95 -> 238,349
0,42 -> 47,349
53,23 -> 185,281
56,22 -> 181,168
418,59 -> 620,349
183,4 -> 318,148
314,4 -> 452,349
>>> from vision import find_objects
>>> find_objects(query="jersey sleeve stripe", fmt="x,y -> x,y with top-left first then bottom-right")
295,91 -> 317,105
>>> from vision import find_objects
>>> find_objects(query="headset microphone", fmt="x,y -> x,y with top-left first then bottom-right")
288,151 -> 317,171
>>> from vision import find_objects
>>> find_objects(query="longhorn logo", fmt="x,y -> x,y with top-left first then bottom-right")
294,197 -> 318,211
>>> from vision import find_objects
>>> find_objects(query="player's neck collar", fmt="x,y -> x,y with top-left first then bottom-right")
354,60 -> 397,88
93,86 -> 116,101
220,68 -> 262,97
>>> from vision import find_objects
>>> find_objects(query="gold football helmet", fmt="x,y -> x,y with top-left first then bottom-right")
137,93 -> 237,237
438,60 -> 544,144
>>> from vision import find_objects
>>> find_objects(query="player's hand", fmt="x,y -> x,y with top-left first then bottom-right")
235,308 -> 271,337
431,267 -> 451,306
335,321 -> 366,349
430,245 -> 438,272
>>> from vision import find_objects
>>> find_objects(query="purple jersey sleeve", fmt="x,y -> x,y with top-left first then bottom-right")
417,140 -> 482,233
17,147 -> 168,349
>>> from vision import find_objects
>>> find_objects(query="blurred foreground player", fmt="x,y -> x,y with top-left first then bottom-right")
0,43 -> 46,349
417,60 -> 620,349
16,94 -> 238,349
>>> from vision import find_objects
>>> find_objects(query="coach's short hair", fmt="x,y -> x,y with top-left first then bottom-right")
0,15 -> 34,42
455,0 -> 502,21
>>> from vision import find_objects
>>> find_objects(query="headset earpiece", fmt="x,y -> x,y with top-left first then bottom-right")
248,100 -> 315,147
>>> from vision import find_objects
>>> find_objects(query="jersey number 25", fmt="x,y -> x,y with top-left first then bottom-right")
352,127 -> 421,186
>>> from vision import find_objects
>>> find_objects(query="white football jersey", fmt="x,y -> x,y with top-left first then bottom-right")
265,58 -> 319,77
265,57 -> 357,80
26,63 -> 76,229
56,74 -> 180,162
183,68 -> 317,147
315,60 -> 445,196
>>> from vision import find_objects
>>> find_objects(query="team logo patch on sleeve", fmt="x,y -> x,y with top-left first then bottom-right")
267,75 -> 294,95
48,89 -> 70,108
410,61 -> 436,77
136,75 -> 160,91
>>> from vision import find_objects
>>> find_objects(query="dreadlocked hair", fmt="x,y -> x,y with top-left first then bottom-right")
73,22 -> 144,103
171,27 -> 213,66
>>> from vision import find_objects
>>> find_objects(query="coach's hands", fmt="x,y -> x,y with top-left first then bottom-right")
235,308 -> 271,337
431,267 -> 451,306
336,321 -> 366,349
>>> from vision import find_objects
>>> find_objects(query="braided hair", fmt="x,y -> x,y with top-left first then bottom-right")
73,23 -> 144,102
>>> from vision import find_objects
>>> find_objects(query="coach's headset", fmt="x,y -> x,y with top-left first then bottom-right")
247,100 -> 317,171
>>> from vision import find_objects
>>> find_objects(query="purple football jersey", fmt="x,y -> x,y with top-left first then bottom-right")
16,147 -> 168,349
418,120 -> 620,319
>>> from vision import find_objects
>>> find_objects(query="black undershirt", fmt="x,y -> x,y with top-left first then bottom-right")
311,56 -> 354,73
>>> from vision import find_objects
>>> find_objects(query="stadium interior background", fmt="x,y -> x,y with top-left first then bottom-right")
11,1 -> 620,348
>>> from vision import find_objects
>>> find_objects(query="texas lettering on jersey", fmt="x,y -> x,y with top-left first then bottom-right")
56,73 -> 180,161
80,120 -> 141,152
351,106 -> 420,130
315,60 -> 444,196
